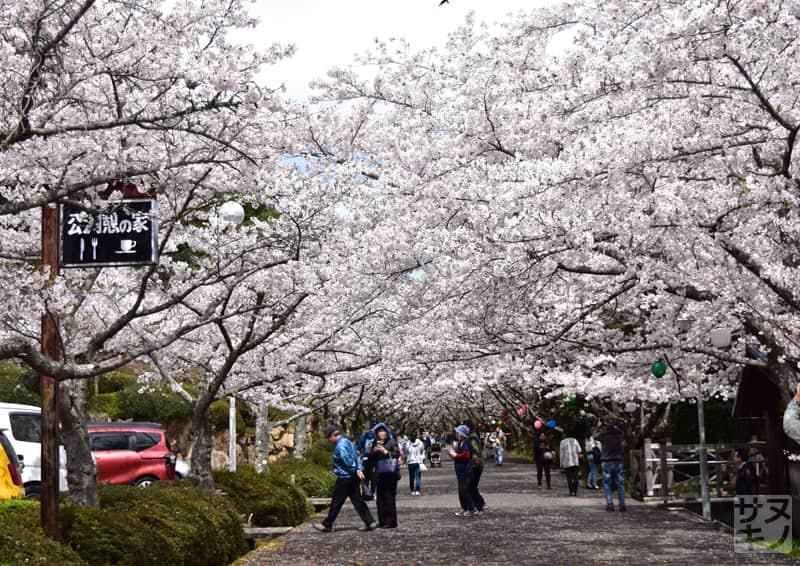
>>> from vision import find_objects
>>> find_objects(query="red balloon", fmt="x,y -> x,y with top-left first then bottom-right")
534,420 -> 542,429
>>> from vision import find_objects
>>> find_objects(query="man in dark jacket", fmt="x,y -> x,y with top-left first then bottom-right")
735,448 -> 758,495
593,415 -> 626,512
464,421 -> 485,514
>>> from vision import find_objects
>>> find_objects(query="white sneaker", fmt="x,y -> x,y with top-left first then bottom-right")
415,491 -> 420,496
454,510 -> 473,517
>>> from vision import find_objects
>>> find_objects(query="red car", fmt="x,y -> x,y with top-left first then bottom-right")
88,422 -> 176,486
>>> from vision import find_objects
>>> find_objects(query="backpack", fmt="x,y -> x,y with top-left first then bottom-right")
469,435 -> 483,468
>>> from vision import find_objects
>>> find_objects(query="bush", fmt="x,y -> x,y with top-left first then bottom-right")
307,439 -> 334,467
97,370 -> 138,394
87,383 -> 193,422
0,362 -> 39,406
60,482 -> 247,566
213,464 -> 311,527
268,457 -> 336,498
0,499 -> 87,565
210,399 -> 245,432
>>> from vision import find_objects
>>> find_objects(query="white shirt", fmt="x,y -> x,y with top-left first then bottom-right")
560,437 -> 582,468
406,439 -> 426,465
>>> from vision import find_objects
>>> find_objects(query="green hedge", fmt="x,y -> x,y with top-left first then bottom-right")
210,399 -> 246,432
59,482 -> 247,566
0,499 -> 88,565
0,362 -> 39,406
267,458 -> 335,498
87,383 -> 192,422
213,464 -> 312,527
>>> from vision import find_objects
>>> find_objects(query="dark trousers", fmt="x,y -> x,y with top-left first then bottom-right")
457,474 -> 475,511
469,466 -> 485,511
536,460 -> 551,488
376,473 -> 398,527
565,466 -> 579,495
323,475 -> 374,529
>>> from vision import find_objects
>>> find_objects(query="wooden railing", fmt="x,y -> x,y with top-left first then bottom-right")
630,439 -> 767,502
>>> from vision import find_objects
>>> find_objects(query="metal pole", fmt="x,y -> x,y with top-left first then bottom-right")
229,396 -> 236,471
697,394 -> 711,521
40,203 -> 61,538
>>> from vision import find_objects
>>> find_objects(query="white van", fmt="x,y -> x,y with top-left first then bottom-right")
0,402 -> 68,496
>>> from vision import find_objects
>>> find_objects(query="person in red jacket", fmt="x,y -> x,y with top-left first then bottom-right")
449,425 -> 475,517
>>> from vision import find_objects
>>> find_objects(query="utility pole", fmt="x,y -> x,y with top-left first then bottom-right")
40,202 -> 61,538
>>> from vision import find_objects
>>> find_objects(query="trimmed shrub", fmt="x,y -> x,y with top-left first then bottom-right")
268,457 -> 336,498
0,499 -> 87,565
60,482 -> 247,566
97,370 -> 138,394
87,383 -> 192,422
213,464 -> 311,527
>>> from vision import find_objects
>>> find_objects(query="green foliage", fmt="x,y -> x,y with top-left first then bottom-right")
307,439 -> 334,467
660,399 -> 737,444
88,383 -> 192,422
97,369 -> 138,394
60,482 -> 247,566
0,362 -> 39,406
213,464 -> 312,527
0,499 -> 87,565
210,399 -> 245,431
267,457 -> 336,498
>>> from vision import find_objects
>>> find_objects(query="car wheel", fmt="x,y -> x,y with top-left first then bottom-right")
24,483 -> 41,499
134,476 -> 158,488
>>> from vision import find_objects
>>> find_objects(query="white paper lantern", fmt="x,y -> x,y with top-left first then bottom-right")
219,201 -> 245,225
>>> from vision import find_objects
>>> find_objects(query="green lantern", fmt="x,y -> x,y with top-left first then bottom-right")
651,359 -> 668,378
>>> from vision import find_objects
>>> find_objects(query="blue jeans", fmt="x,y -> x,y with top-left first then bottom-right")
587,453 -> 598,487
602,460 -> 625,507
408,463 -> 421,492
495,445 -> 503,465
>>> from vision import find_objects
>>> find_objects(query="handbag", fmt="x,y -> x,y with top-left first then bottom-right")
377,457 -> 398,474
419,462 -> 428,472
361,481 -> 374,501
543,450 -> 554,461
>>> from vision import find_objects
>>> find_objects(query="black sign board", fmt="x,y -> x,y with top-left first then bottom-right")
60,199 -> 158,267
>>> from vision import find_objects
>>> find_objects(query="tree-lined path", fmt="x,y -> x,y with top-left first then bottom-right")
240,457 -> 792,565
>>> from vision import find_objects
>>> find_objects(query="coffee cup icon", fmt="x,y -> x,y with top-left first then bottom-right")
119,239 -> 137,253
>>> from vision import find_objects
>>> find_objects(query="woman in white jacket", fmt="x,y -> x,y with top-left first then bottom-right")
406,433 -> 426,495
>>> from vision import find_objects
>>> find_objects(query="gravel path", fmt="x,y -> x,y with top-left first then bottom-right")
238,456 -> 795,565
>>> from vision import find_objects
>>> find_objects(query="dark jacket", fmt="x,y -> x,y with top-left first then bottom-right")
736,461 -> 758,496
369,436 -> 400,476
452,438 -> 473,479
534,437 -> 552,464
468,432 -> 484,471
593,426 -> 624,461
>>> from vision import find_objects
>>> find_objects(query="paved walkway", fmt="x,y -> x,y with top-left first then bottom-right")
239,456 -> 796,565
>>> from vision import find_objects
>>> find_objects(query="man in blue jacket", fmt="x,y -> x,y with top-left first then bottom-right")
314,425 -> 377,532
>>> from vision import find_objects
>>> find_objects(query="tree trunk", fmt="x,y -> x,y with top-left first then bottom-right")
293,413 -> 307,459
255,404 -> 270,473
189,399 -> 215,490
59,379 -> 98,506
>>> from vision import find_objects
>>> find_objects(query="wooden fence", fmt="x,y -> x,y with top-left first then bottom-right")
630,439 -> 767,503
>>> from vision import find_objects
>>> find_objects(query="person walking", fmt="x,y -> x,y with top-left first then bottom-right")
490,427 -> 506,466
560,432 -> 582,496
406,433 -> 425,496
464,421 -> 486,514
734,448 -> 758,496
534,432 -> 553,489
448,424 -> 475,517
313,425 -> 377,533
585,435 -> 601,490
593,415 -> 626,512
368,423 -> 400,529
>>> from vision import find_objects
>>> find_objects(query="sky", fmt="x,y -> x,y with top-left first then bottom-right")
238,1 -> 548,100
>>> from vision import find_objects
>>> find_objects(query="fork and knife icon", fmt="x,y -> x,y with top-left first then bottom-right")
79,237 -> 98,261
